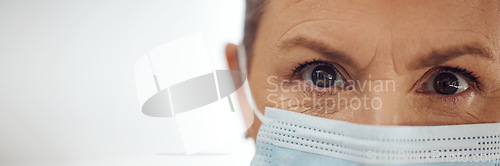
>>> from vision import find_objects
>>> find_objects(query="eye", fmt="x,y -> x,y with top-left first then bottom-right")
424,72 -> 469,95
301,65 -> 345,88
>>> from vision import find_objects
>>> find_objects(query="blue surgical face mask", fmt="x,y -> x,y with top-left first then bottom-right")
237,45 -> 500,165
251,107 -> 500,166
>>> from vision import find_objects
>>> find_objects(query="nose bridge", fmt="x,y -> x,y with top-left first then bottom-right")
353,74 -> 412,126
352,35 -> 415,125
368,87 -> 407,126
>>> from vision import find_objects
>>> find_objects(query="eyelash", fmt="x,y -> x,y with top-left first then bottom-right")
290,60 -> 482,92
437,67 -> 480,85
422,66 -> 482,92
291,59 -> 337,78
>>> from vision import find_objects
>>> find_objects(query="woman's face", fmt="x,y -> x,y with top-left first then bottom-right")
233,0 -> 500,138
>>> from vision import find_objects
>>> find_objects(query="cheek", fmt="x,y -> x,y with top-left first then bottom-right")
473,95 -> 500,122
407,91 -> 500,124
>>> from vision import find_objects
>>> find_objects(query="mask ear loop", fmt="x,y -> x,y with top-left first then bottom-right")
237,44 -> 270,124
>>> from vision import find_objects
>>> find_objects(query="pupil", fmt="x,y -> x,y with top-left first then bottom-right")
311,66 -> 336,87
433,72 -> 459,95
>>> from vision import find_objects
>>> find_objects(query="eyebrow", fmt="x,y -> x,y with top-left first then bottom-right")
410,43 -> 494,69
279,36 -> 495,70
278,36 -> 357,67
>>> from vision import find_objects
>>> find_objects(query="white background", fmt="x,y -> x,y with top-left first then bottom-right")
0,0 -> 254,165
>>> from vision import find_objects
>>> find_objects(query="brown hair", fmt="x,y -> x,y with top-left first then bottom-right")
243,0 -> 268,69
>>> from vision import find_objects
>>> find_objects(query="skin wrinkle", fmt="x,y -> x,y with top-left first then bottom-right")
273,2 -> 381,49
276,20 -> 389,72
388,2 -> 494,73
461,18 -> 494,43
416,97 -> 462,117
275,19 -> 324,48
279,0 -> 305,13
389,29 -> 398,75
364,39 -> 380,71
276,19 -> 395,73
444,29 -> 493,44
443,2 -> 499,54
274,19 -> 347,49
451,0 -> 498,29
271,0 -> 308,46
278,36 -> 357,67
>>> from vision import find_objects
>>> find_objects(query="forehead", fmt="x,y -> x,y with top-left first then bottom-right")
256,0 -> 499,70
263,0 -> 499,38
